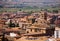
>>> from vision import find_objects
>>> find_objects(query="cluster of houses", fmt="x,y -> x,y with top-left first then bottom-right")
0,11 -> 60,41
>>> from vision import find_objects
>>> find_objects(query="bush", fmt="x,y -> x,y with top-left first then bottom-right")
53,10 -> 58,13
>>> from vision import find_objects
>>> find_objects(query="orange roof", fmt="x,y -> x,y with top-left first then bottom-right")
5,28 -> 21,32
20,18 -> 27,22
28,16 -> 34,19
27,25 -> 47,29
24,32 -> 45,36
31,23 -> 49,28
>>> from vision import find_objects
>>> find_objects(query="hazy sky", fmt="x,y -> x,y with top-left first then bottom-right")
20,0 -> 60,2
1,0 -> 60,2
0,0 -> 60,5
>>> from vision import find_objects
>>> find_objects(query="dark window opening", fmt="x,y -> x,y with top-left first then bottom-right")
31,29 -> 32,32
27,31 -> 29,33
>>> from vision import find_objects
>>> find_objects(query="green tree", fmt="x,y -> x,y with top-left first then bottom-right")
19,9 -> 22,11
15,23 -> 19,27
28,11 -> 33,14
9,20 -> 15,27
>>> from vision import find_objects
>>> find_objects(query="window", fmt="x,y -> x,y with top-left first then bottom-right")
35,29 -> 38,32
27,31 -> 29,33
30,29 -> 32,32
42,16 -> 43,17
40,21 -> 42,23
34,29 -> 41,32
37,29 -> 41,32
44,21 -> 46,23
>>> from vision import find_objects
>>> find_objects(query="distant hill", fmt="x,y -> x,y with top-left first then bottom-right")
0,0 -> 60,8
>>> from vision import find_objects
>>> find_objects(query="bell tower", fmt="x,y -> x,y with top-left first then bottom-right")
39,11 -> 47,20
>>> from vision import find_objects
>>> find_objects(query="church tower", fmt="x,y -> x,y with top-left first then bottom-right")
39,11 -> 47,20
